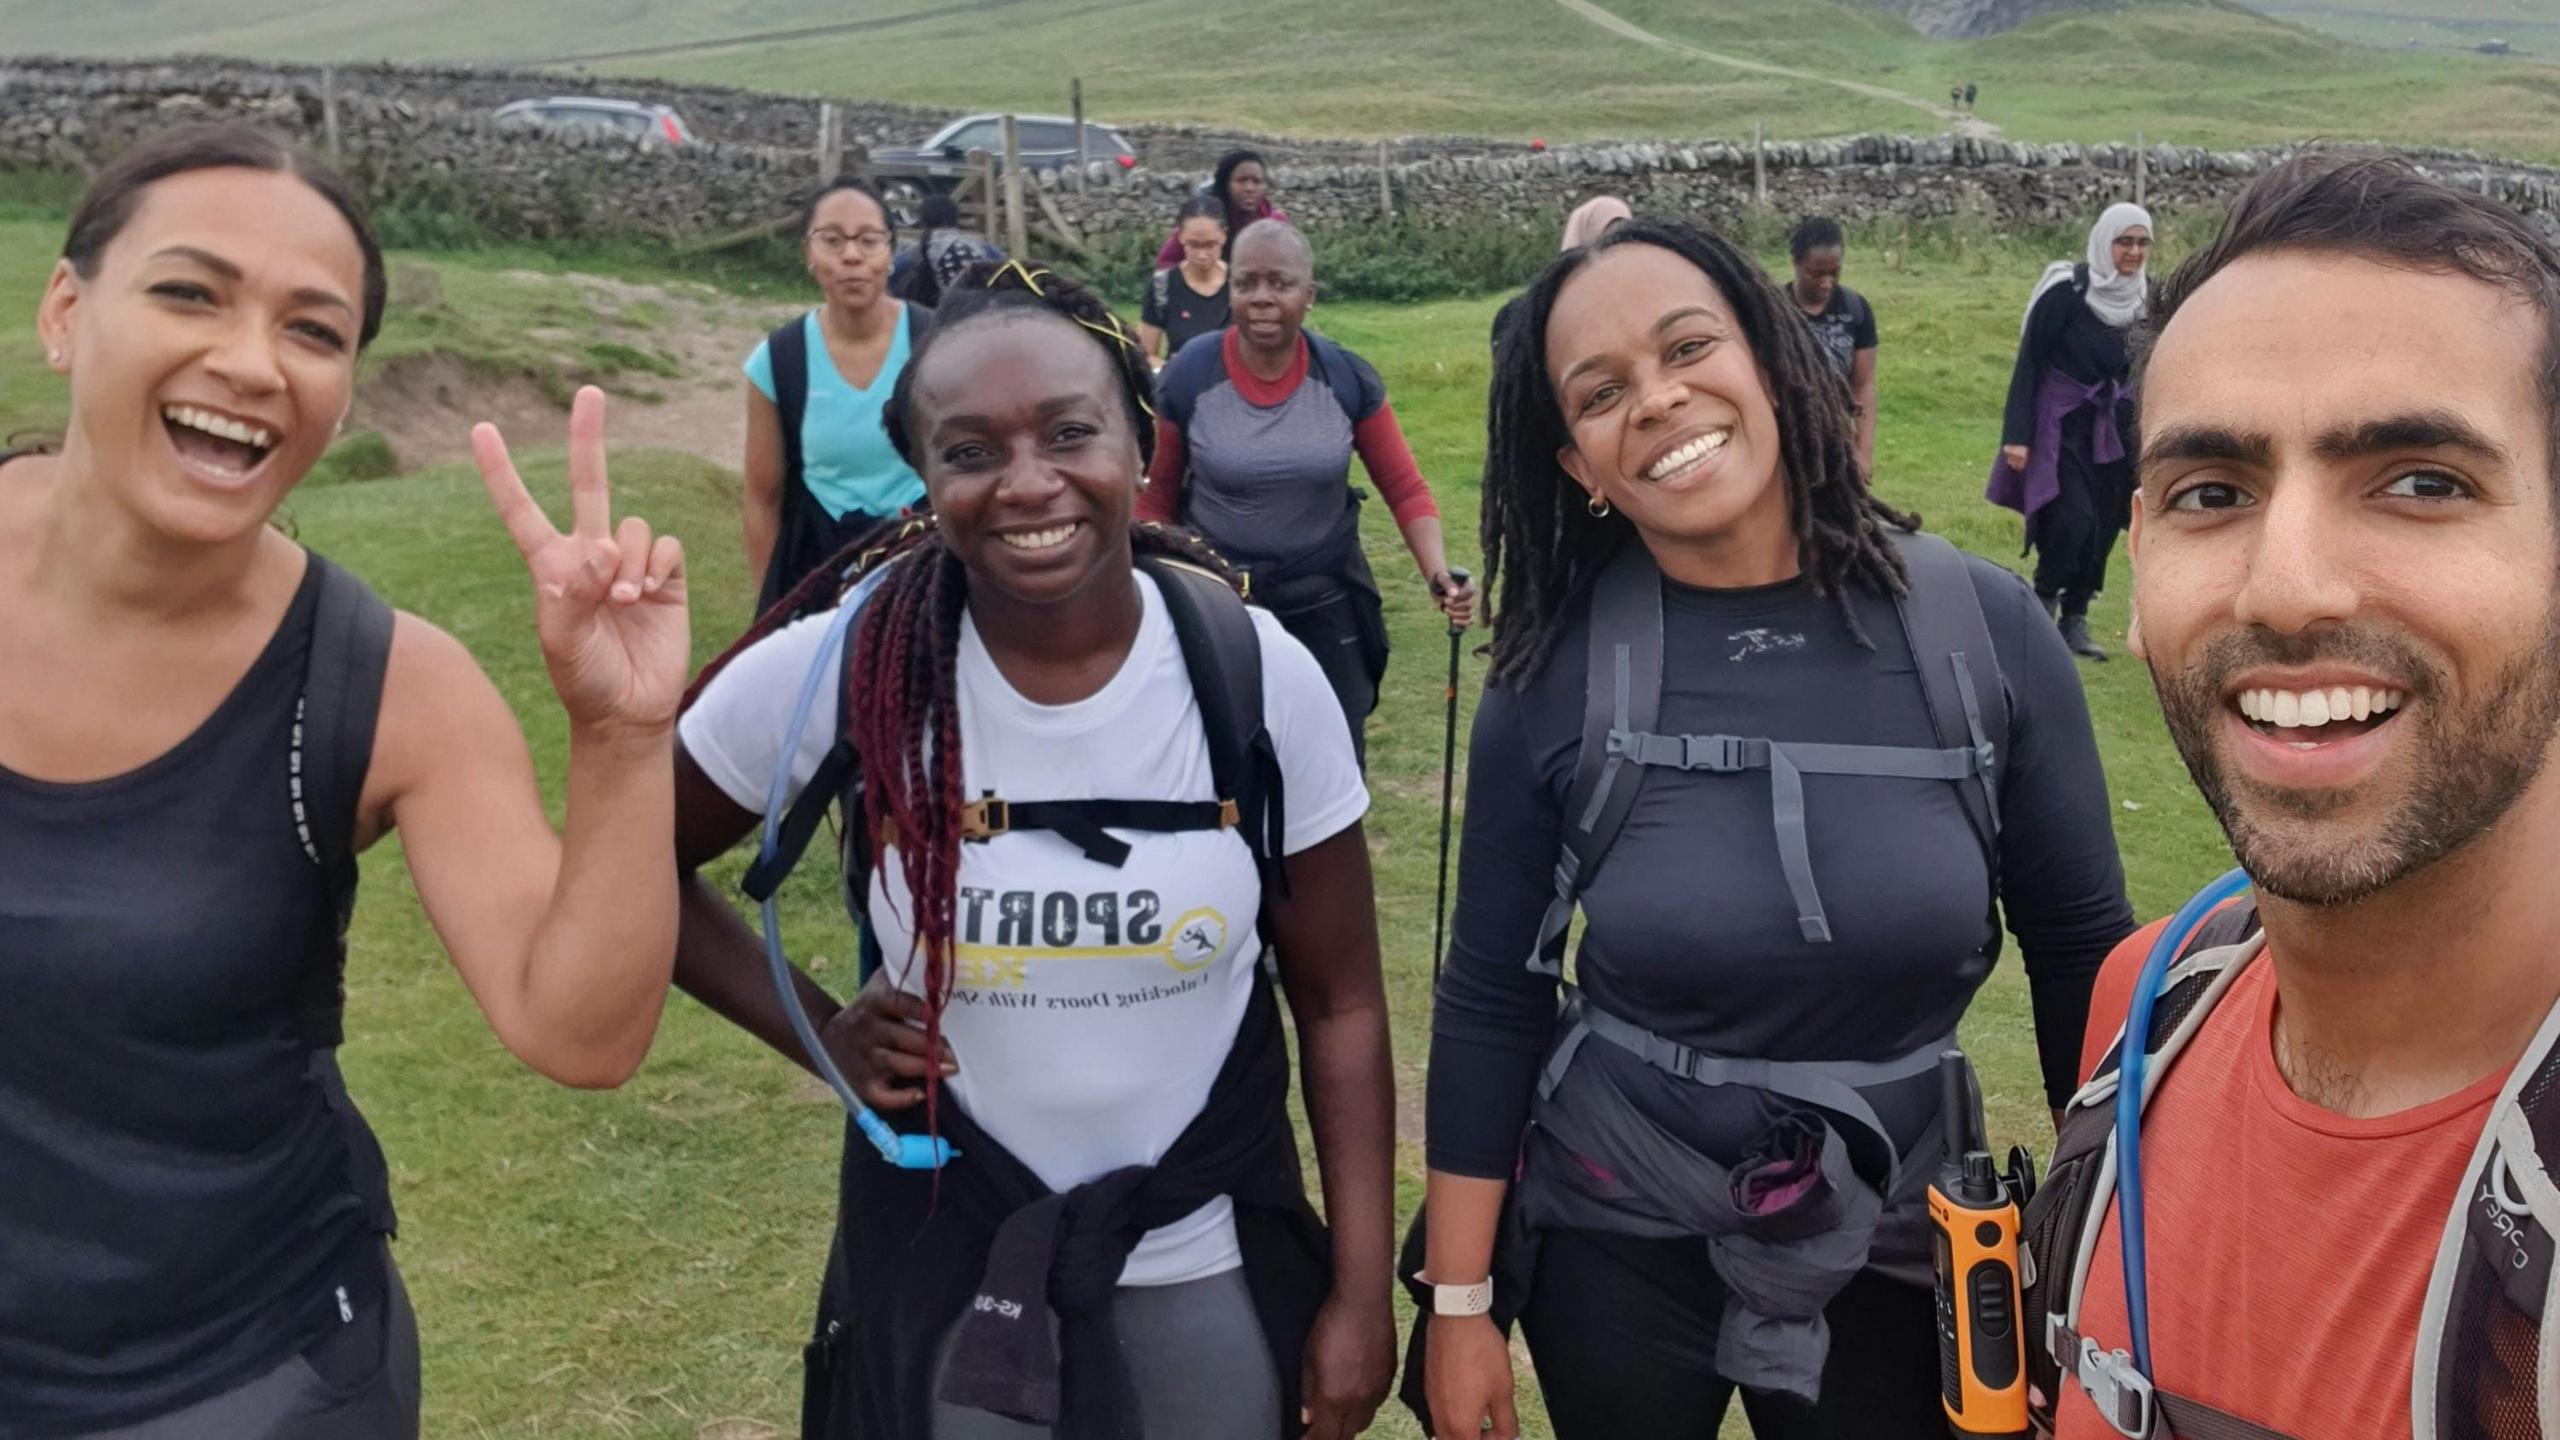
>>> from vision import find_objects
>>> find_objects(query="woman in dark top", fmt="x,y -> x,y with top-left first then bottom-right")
1140,195 -> 1231,366
1989,203 -> 2153,661
1142,221 -> 1475,766
1786,215 -> 1878,477
0,125 -> 689,1439
1156,149 -> 1289,270
1416,219 -> 2134,1440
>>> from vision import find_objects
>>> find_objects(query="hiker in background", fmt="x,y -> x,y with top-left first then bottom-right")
1145,220 -> 1476,767
1560,195 -> 1631,251
888,192 -> 1001,309
1989,202 -> 2152,661
1414,218 -> 2133,1440
743,178 -> 932,617
670,260 -> 1397,1440
1964,81 -> 1979,112
1,124 -> 689,1439
2030,154 -> 2560,1440
1786,216 -> 1879,476
1493,196 -> 1630,349
1157,148 -> 1288,270
1139,195 -> 1231,368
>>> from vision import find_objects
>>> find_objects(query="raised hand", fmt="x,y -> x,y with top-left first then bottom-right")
473,386 -> 690,736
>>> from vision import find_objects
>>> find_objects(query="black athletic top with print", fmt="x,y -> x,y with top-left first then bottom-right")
1427,555 -> 2132,1271
0,541 -> 395,1434
1143,266 -> 1231,359
1803,283 -> 1878,379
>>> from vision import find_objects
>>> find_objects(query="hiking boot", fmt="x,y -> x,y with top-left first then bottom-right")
2059,614 -> 2109,662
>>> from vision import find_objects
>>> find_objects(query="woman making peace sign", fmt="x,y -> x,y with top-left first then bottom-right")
0,125 -> 689,1439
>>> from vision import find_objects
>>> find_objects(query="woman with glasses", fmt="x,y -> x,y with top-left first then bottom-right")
743,178 -> 935,616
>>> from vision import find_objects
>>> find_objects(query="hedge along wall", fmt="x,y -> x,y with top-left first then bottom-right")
6,55 -> 2556,252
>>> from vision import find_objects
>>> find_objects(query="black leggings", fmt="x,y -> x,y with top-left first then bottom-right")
1519,1228 -> 1943,1440
2029,433 -> 2133,615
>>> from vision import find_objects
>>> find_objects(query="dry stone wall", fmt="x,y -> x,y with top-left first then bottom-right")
5,55 -> 2554,250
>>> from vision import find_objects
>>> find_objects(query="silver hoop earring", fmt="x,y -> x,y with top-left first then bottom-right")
1587,494 -> 1612,518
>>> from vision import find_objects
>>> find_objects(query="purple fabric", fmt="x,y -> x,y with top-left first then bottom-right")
1986,370 -> 2126,521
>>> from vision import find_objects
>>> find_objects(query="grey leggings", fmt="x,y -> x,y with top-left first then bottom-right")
932,1267 -> 1281,1440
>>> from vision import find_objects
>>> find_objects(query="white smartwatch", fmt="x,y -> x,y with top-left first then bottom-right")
1427,1276 -> 1494,1317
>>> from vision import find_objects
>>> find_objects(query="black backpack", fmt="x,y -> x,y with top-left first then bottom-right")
2024,898 -> 2560,1440
740,551 -> 1290,950
1527,526 -> 2008,975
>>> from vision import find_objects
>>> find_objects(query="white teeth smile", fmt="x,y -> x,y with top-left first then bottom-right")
1644,429 -> 1731,483
998,522 -> 1080,552
2235,685 -> 2405,729
163,404 -> 278,453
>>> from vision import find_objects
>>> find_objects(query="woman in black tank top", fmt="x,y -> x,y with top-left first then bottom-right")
0,127 -> 694,1439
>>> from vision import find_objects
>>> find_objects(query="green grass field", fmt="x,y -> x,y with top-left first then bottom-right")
0,211 -> 2236,1437
9,0 -> 2560,160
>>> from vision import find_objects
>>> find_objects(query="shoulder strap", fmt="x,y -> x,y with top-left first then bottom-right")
2416,983 -> 2560,1439
2024,902 -> 2266,1437
1528,540 -> 1662,976
297,554 -> 396,1049
1306,334 -> 1375,428
1885,530 -> 2008,875
769,315 -> 810,487
1140,555 -> 1287,895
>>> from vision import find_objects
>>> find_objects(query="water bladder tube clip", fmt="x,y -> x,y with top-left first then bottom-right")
758,568 -> 955,1171
2111,866 -> 2252,1378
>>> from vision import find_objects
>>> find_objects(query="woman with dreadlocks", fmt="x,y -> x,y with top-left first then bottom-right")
670,261 -> 1396,1440
1410,218 -> 2134,1439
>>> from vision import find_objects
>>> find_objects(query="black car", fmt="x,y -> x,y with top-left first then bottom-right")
867,113 -> 1138,227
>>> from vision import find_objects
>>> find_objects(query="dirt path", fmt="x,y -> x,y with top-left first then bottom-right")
353,272 -> 795,476
1548,0 -> 2004,138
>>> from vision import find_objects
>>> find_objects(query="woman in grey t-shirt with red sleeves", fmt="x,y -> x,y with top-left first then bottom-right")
1141,221 -> 1475,764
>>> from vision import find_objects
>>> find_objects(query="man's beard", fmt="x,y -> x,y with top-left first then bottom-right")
2150,612 -> 2560,907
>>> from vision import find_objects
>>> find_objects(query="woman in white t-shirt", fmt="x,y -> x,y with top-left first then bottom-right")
671,261 -> 1396,1440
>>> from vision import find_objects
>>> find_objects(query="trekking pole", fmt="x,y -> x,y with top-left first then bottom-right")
1431,566 -> 1471,982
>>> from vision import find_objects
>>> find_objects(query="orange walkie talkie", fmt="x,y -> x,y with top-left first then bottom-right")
1928,1049 -> 2035,1439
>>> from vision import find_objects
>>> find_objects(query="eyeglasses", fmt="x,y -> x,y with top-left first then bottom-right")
809,229 -> 892,258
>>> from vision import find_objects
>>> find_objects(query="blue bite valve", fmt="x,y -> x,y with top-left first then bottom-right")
854,1107 -> 957,1169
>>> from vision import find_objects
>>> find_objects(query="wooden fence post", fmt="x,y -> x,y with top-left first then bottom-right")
321,66 -> 341,160
816,102 -> 840,182
1072,78 -> 1088,192
1001,114 -> 1029,258
1752,122 -> 1767,207
2134,129 -> 2147,208
1378,140 -> 1394,218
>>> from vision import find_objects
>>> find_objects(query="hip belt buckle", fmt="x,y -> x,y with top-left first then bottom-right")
1683,735 -> 1755,773
2074,1334 -> 2156,1439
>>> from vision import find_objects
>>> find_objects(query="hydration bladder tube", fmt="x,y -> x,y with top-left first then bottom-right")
2114,865 -> 2251,1374
758,566 -> 956,1171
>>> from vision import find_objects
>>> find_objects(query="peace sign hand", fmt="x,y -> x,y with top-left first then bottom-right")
473,386 -> 691,736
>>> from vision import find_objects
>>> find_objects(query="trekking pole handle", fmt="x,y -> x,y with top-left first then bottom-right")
1435,565 -> 1473,636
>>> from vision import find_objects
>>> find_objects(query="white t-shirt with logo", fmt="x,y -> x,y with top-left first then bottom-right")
680,570 -> 1368,1286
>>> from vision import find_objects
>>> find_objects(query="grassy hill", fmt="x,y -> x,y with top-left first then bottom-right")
8,0 -> 2560,159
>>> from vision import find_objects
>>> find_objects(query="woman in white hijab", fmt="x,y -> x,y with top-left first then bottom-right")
1987,203 -> 2153,660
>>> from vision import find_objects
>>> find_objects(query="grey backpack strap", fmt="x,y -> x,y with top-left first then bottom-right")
1885,529 -> 2007,873
1528,542 -> 1662,976
2415,990 -> 2560,1440
296,554 -> 395,1050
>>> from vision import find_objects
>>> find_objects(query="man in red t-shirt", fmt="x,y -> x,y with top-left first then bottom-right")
2044,156 -> 2560,1438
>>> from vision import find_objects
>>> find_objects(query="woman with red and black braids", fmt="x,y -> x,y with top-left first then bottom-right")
670,261 -> 1398,1440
